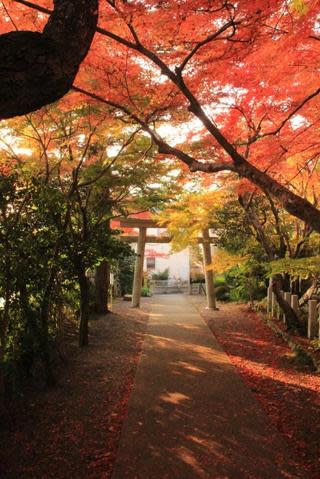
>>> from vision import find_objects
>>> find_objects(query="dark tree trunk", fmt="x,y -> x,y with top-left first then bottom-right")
78,267 -> 90,347
299,279 -> 318,306
272,275 -> 300,330
235,159 -> 320,234
0,0 -> 98,119
0,311 -> 6,411
39,300 -> 56,387
94,262 -> 110,315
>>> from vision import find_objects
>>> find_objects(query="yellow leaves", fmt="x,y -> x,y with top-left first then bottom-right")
156,189 -> 227,251
206,249 -> 250,274
290,0 -> 309,15
269,256 -> 320,279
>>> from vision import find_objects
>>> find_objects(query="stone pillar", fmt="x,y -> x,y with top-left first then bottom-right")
110,272 -> 114,309
132,227 -> 147,308
284,292 -> 291,324
307,299 -> 318,339
202,229 -> 217,310
187,246 -> 192,295
291,294 -> 299,313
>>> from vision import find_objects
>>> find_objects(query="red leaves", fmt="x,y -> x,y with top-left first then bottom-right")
0,302 -> 149,479
202,304 -> 320,479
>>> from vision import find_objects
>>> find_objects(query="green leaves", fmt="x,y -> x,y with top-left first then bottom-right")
268,256 -> 320,280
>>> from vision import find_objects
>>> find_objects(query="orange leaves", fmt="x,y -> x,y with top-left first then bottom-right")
2,0 -> 320,208
0,0 -> 50,32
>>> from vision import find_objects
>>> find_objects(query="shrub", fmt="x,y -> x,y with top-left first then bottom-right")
152,268 -> 169,280
225,260 -> 267,303
215,285 -> 230,301
141,287 -> 152,297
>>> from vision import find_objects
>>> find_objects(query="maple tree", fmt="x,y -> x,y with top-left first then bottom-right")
160,162 -> 320,328
0,102 -> 180,389
2,0 -> 319,236
2,3 -> 320,468
1,2 -> 320,315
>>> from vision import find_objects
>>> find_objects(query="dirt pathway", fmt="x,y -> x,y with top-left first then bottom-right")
2,296 -> 318,478
111,294 -> 301,479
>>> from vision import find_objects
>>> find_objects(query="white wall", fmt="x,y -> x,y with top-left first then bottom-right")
147,244 -> 190,281
129,226 -> 191,281
131,241 -> 190,281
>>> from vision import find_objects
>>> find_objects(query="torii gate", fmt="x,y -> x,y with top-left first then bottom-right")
119,217 -> 217,310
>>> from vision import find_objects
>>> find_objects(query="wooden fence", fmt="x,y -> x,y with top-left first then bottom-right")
266,282 -> 320,341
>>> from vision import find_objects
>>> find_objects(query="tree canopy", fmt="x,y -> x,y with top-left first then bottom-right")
1,1 -> 320,229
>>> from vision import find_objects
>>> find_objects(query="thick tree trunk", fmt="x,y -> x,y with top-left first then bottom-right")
39,299 -> 56,387
78,267 -> 90,347
299,279 -> 319,306
94,262 -> 110,315
272,275 -> 300,330
0,0 -> 98,119
235,159 -> 320,233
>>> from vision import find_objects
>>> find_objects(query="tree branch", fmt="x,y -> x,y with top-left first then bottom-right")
12,0 -> 320,233
176,19 -> 238,74
1,0 -> 98,119
258,87 -> 320,139
72,85 -> 235,174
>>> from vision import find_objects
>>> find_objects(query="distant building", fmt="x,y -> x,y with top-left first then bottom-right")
112,213 -> 208,283
143,231 -> 190,282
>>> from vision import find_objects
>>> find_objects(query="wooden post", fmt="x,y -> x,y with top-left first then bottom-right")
284,292 -> 291,324
202,229 -> 217,310
291,294 -> 299,313
132,227 -> 147,308
308,299 -> 318,339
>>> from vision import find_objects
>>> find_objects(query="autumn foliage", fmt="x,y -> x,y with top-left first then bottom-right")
1,3 -> 320,477
1,1 -> 319,230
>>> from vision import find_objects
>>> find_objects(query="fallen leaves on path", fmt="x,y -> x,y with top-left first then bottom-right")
198,301 -> 320,479
0,301 -> 150,479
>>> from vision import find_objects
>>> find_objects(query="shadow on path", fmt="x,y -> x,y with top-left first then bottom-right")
112,295 -> 301,479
